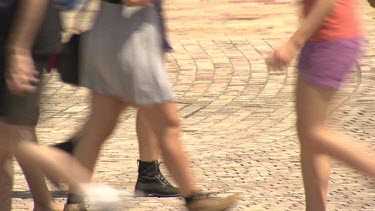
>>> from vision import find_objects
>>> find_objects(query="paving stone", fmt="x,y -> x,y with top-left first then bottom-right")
11,0 -> 375,210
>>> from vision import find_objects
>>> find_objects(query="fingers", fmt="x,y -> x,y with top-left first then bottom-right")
27,69 -> 40,83
6,51 -> 40,95
266,51 -> 287,72
7,78 -> 38,95
7,69 -> 40,95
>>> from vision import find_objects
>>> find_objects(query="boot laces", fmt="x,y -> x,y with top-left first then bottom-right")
156,162 -> 175,188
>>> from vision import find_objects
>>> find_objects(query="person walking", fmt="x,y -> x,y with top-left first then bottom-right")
62,0 -> 239,210
1,1 -> 123,210
266,0 -> 375,209
53,0 -> 179,198
0,0 -> 64,209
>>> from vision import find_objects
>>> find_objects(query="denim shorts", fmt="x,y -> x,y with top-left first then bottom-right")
297,37 -> 362,89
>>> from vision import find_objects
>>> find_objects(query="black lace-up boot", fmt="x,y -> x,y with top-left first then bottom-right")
134,160 -> 180,197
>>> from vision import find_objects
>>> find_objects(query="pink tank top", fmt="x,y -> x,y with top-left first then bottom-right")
303,0 -> 362,41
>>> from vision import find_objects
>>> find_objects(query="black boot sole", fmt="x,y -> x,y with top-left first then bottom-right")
134,190 -> 181,198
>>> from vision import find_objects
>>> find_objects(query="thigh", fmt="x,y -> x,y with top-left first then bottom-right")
295,78 -> 336,129
90,91 -> 126,123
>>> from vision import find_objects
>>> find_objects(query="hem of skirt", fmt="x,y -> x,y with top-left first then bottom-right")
83,85 -> 175,107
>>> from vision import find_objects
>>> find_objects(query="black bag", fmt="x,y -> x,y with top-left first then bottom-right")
53,0 -> 90,86
56,33 -> 81,85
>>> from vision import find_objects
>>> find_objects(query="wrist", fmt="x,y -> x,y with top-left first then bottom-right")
7,46 -> 32,56
288,36 -> 305,49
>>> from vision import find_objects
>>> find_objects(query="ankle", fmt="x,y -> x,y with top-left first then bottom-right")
137,160 -> 159,176
138,159 -> 158,166
138,159 -> 158,162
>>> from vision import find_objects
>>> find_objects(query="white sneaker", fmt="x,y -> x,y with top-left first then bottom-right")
82,184 -> 123,211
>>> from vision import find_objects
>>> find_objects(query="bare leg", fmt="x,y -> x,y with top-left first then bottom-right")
70,96 -> 195,197
296,79 -> 333,211
0,115 -> 116,210
65,93 -> 237,209
53,105 -> 161,162
13,126 -> 63,211
296,79 -> 375,211
135,110 -> 180,197
70,92 -> 124,194
139,103 -> 239,210
15,142 -> 92,191
0,149 -> 12,211
299,148 -> 331,211
0,122 -> 91,211
0,121 -> 13,211
140,102 -> 195,197
136,110 -> 159,161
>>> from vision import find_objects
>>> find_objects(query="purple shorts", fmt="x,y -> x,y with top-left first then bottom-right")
297,37 -> 362,89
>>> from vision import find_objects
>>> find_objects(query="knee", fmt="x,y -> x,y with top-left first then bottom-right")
296,119 -> 325,149
156,115 -> 181,139
164,115 -> 181,129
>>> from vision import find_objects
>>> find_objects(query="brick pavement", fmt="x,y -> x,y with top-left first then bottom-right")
11,0 -> 375,210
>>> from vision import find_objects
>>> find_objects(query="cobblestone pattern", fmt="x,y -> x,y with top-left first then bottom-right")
11,0 -> 375,210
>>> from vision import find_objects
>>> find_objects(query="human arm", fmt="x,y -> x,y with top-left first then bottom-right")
266,0 -> 337,69
6,0 -> 49,94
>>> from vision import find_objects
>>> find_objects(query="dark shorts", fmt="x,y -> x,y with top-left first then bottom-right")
297,37 -> 362,89
0,45 -> 46,126
0,0 -> 60,126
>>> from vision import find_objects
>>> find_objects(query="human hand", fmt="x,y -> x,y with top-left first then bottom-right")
121,0 -> 156,6
6,51 -> 40,95
266,39 -> 299,72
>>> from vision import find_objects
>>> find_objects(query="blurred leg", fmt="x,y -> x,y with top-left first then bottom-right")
139,102 -> 195,197
137,111 -> 159,161
13,126 -> 62,211
68,91 -> 124,197
0,148 -> 13,211
135,110 -> 180,197
296,79 -> 375,211
140,102 -> 239,210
